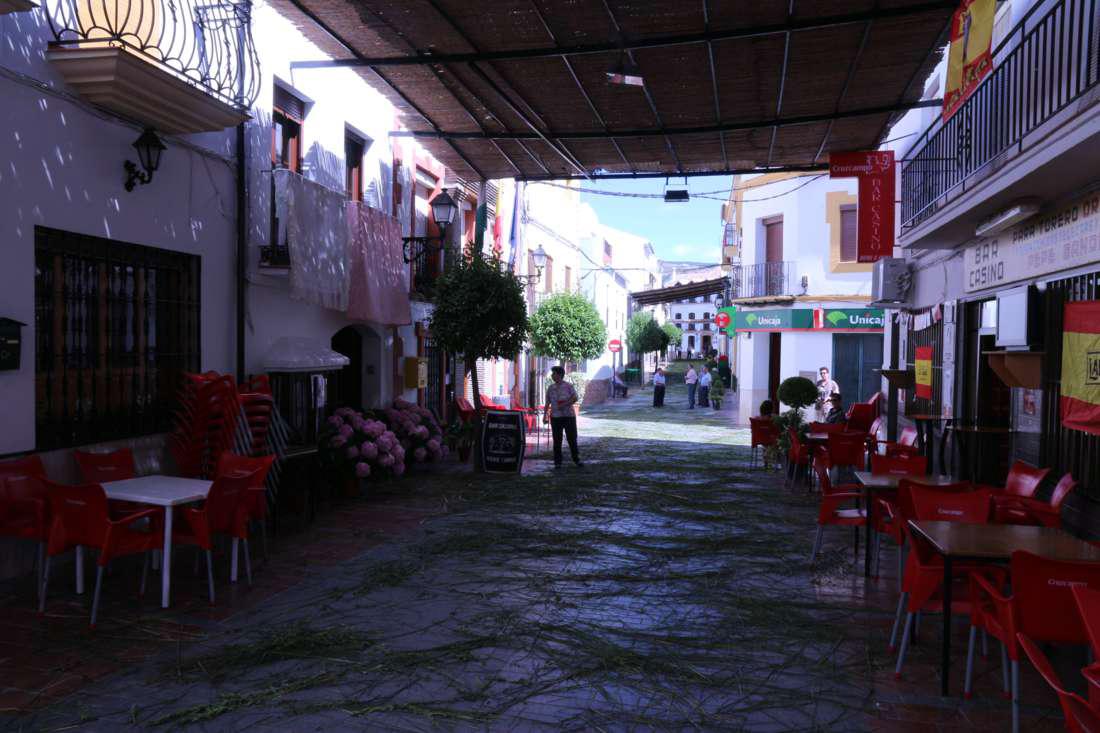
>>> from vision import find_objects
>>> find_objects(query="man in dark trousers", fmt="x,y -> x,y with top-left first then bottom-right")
544,366 -> 582,468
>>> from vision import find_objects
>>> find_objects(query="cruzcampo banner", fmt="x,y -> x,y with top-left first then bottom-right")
1060,301 -> 1100,436
943,0 -> 995,121
914,346 -> 934,399
735,309 -> 814,331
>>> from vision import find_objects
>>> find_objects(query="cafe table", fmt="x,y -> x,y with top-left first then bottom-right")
851,471 -> 961,578
906,520 -> 1100,696
102,475 -> 212,609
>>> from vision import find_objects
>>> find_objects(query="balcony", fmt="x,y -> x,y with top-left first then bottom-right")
730,262 -> 793,300
901,0 -> 1100,235
0,0 -> 36,14
44,0 -> 259,134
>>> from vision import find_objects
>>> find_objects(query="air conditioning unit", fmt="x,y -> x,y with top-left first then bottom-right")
872,257 -> 912,305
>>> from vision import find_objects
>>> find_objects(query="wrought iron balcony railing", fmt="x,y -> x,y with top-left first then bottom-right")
901,0 -> 1100,230
46,0 -> 260,112
730,261 -> 793,299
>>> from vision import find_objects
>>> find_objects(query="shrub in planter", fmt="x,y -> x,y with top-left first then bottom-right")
710,376 -> 726,409
773,377 -> 817,456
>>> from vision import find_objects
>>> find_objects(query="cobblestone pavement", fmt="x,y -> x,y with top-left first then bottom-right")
1,384 -> 1067,731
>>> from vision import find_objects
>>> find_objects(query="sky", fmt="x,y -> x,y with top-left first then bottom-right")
577,175 -> 732,264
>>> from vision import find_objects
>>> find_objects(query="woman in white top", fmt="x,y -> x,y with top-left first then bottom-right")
652,368 -> 666,407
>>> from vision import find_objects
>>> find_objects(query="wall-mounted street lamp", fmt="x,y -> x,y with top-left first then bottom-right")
518,244 -> 549,286
403,189 -> 458,263
124,128 -> 166,192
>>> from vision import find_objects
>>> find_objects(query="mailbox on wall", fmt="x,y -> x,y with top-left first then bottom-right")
0,318 -> 25,371
403,357 -> 427,389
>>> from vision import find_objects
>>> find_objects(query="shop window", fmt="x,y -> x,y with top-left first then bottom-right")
34,227 -> 201,451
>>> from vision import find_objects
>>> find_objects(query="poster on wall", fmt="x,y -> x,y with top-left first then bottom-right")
942,0 -> 996,121
1015,389 -> 1043,434
1060,301 -> 1100,436
914,345 -> 934,399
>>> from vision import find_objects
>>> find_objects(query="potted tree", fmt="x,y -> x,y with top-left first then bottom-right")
709,375 -> 726,410
774,376 -> 819,457
529,291 -> 606,412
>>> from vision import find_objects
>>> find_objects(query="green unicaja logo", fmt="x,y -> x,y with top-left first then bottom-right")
745,313 -> 758,325
826,311 -> 847,326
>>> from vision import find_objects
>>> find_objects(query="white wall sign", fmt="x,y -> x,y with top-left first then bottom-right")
963,193 -> 1100,292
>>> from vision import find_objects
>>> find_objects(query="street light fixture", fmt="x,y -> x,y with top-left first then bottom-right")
517,243 -> 549,286
403,189 -> 459,263
124,128 -> 166,192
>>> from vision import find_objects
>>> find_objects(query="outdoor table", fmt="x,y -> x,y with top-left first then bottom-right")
851,472 -> 962,578
906,520 -> 1100,696
905,414 -> 953,475
1072,586 -> 1100,659
102,475 -> 212,609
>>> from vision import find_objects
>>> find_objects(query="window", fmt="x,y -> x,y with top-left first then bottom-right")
34,227 -> 201,451
272,86 -> 304,172
689,312 -> 695,320
675,312 -> 681,319
345,132 -> 365,201
703,312 -> 710,321
564,266 -> 571,291
840,205 -> 858,262
543,254 -> 554,292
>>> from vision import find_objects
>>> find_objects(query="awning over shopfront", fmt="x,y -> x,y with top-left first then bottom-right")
735,307 -> 884,332
274,0 -> 955,181
631,276 -> 727,306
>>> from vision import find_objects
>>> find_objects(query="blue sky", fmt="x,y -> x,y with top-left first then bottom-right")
578,175 -> 731,264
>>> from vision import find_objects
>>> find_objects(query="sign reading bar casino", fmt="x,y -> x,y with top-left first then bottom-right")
964,193 -> 1100,293
734,308 -> 884,332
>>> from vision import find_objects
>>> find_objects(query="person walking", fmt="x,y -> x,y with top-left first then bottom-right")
698,366 -> 712,409
815,366 -> 840,421
684,363 -> 698,408
544,366 -> 582,468
652,368 -> 666,407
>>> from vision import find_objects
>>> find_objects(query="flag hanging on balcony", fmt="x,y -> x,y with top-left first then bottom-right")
943,0 -> 995,121
507,182 -> 524,272
914,346 -> 934,399
1060,301 -> 1100,436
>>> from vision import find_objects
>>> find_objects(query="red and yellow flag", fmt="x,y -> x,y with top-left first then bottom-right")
1060,301 -> 1100,436
943,0 -> 995,122
915,346 -> 934,399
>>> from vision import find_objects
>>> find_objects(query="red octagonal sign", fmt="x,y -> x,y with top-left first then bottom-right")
608,339 -> 622,352
714,312 -> 731,329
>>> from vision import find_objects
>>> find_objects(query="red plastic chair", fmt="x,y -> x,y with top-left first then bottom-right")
809,456 -> 866,563
785,427 -> 811,489
172,469 -> 261,603
478,394 -> 505,411
846,402 -> 877,433
215,453 -> 276,560
237,393 -> 275,457
454,397 -> 477,424
1002,460 -> 1051,500
966,551 -> 1100,731
891,485 -> 998,673
1017,633 -> 1100,733
871,453 -> 928,476
994,472 -> 1076,529
822,431 -> 867,474
0,456 -> 50,601
39,481 -> 163,628
874,426 -> 920,457
74,448 -> 136,484
749,417 -> 778,468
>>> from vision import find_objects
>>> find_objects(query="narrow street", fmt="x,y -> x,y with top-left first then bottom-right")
5,383 -> 1062,731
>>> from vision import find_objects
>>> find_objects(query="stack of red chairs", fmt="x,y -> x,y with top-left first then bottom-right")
454,396 -> 477,424
0,456 -> 50,603
168,373 -> 241,479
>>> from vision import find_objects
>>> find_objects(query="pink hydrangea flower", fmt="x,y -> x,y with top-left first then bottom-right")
339,424 -> 354,437
346,446 -> 359,459
427,439 -> 441,452
378,453 -> 395,468
414,447 -> 427,462
327,415 -> 343,429
392,462 -> 406,476
360,442 -> 378,460
392,446 -> 405,462
331,435 -> 347,448
416,426 -> 430,439
355,461 -> 371,478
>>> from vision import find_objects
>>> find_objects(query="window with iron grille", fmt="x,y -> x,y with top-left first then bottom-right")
34,227 -> 201,451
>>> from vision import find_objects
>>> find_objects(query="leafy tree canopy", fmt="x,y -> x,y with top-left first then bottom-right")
778,376 -> 818,410
430,255 -> 528,362
661,322 -> 682,345
529,292 -> 607,364
626,312 -> 668,356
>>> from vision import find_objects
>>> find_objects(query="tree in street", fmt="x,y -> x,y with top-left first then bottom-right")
660,323 -> 682,357
529,292 -> 607,367
626,312 -> 669,378
430,254 -> 528,470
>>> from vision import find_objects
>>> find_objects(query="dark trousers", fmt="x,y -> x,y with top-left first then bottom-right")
698,386 -> 710,408
687,383 -> 697,408
551,416 -> 579,465
653,385 -> 665,407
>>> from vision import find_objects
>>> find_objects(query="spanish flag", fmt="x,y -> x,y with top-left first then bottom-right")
943,0 -> 995,121
1060,301 -> 1100,436
915,346 -> 934,399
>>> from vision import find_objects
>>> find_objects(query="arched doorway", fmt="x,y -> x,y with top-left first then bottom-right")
331,325 -> 383,410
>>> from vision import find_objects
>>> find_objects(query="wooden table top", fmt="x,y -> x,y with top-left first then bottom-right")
852,471 -> 962,490
906,414 -> 953,422
908,520 -> 1100,562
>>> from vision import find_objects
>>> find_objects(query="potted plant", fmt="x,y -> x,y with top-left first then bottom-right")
318,407 -> 407,495
773,376 -> 818,457
446,419 -> 475,462
709,375 -> 725,410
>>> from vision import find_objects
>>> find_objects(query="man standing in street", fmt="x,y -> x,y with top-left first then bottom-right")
815,366 -> 840,421
652,368 -> 666,407
544,366 -> 582,468
684,363 -> 698,408
698,366 -> 712,409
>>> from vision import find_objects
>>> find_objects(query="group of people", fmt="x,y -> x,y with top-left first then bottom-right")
651,363 -> 715,409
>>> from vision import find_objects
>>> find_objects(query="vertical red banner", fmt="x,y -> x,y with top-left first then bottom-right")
828,151 -> 896,263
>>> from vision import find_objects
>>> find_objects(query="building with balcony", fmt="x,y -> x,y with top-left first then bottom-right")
887,0 -> 1100,506
660,262 -> 726,359
726,172 -> 884,424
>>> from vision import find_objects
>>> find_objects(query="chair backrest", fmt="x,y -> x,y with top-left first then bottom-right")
867,416 -> 883,440
455,396 -> 476,416
808,422 -> 846,434
215,453 -> 275,489
1017,633 -> 1097,733
238,392 -> 275,456
749,417 -> 777,447
908,485 -> 991,524
74,448 -> 136,484
788,426 -> 804,458
44,480 -> 110,551
204,470 -> 262,535
1004,460 -> 1051,499
871,453 -> 927,476
0,455 -> 46,480
1049,472 -> 1078,511
897,479 -> 976,522
1012,550 -> 1100,645
826,431 -> 866,467
845,403 -> 876,433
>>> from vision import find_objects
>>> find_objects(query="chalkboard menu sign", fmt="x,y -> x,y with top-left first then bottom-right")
481,410 -> 526,473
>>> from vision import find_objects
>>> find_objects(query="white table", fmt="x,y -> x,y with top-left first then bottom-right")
102,475 -> 212,608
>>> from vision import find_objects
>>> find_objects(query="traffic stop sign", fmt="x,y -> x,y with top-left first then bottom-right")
714,312 -> 731,329
608,339 -> 622,352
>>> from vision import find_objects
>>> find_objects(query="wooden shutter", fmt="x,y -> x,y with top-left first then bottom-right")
274,85 -> 305,121
840,206 -> 858,262
765,219 -> 783,262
